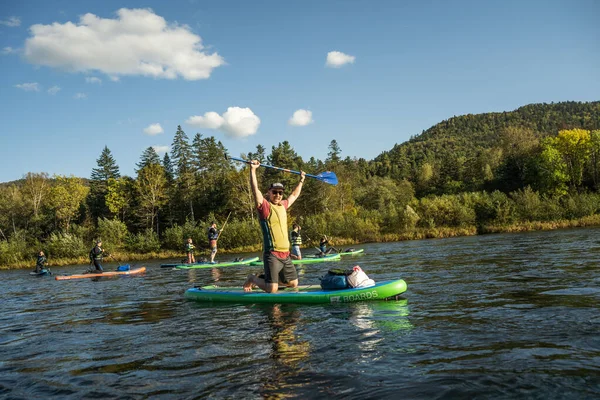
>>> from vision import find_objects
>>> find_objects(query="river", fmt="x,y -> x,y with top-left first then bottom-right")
1,227 -> 599,399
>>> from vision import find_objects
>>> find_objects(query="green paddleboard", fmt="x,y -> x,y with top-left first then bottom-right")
337,249 -> 365,256
249,253 -> 341,266
184,279 -> 407,304
163,256 -> 260,269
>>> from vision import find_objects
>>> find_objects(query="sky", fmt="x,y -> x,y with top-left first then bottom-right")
0,0 -> 598,183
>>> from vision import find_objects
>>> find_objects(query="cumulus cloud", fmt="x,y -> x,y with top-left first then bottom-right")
85,76 -> 102,84
0,16 -> 21,27
15,82 -> 40,91
186,107 -> 260,138
143,123 -> 164,135
73,92 -> 87,99
326,51 -> 356,68
152,145 -> 169,154
24,8 -> 225,80
47,85 -> 61,95
288,109 -> 314,126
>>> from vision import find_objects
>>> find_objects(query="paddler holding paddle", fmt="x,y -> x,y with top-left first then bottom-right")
243,160 -> 306,293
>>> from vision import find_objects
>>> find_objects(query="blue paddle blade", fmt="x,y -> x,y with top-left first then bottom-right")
316,171 -> 338,185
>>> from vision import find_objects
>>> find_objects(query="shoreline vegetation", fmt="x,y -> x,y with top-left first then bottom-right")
4,215 -> 599,270
2,102 -> 599,271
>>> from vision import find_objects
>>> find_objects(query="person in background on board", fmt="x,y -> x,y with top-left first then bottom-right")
243,160 -> 306,293
319,235 -> 331,255
35,250 -> 47,273
290,223 -> 302,260
89,240 -> 105,272
208,222 -> 222,264
185,237 -> 196,264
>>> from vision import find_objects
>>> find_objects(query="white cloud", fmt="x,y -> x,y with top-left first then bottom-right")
73,92 -> 87,99
326,51 -> 356,68
186,107 -> 260,138
152,145 -> 169,154
47,85 -> 61,95
2,47 -> 17,55
0,17 -> 21,27
85,77 -> 102,84
288,109 -> 314,126
15,82 -> 40,91
143,123 -> 164,135
24,8 -> 225,81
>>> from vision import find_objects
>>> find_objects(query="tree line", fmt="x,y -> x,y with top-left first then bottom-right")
1,101 -> 600,268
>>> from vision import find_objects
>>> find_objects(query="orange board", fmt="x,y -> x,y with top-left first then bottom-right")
55,266 -> 146,281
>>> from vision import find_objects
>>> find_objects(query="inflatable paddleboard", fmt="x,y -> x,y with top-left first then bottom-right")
55,266 -> 146,280
184,279 -> 407,304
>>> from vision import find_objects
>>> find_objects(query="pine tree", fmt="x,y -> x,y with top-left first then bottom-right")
326,139 -> 342,166
88,146 -> 121,222
170,125 -> 195,221
136,147 -> 161,172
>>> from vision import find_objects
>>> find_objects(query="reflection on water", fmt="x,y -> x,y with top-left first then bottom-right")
0,228 -> 599,398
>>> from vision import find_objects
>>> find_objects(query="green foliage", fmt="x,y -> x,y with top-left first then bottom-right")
562,192 -> 600,219
216,218 -> 262,250
0,230 -> 31,265
510,186 -> 543,222
46,231 -> 87,258
162,220 -> 204,251
415,194 -> 476,228
471,190 -> 514,226
96,217 -> 129,250
125,229 -> 161,253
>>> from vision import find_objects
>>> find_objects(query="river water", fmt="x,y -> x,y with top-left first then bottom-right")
1,228 -> 599,399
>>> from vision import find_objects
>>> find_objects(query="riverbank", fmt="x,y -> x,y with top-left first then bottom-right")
3,215 -> 600,270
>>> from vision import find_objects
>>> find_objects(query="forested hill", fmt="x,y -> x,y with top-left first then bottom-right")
371,101 -> 600,195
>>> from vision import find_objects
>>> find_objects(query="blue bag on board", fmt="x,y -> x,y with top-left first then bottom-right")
319,268 -> 352,290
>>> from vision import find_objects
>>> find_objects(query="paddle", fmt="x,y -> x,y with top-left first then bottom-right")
226,155 -> 338,186
217,211 -> 232,241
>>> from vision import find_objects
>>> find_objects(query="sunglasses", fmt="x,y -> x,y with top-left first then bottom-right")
271,190 -> 284,196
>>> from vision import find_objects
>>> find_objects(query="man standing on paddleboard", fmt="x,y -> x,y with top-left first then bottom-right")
243,160 -> 306,293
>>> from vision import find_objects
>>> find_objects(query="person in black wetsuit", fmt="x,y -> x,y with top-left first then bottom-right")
35,250 -> 47,273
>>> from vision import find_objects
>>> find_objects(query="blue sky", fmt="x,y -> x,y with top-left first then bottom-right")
0,0 -> 598,183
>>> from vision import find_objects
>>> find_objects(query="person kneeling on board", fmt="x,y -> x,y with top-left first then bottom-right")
243,160 -> 306,293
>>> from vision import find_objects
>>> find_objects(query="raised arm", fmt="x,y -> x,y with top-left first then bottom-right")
249,160 -> 264,208
286,171 -> 306,207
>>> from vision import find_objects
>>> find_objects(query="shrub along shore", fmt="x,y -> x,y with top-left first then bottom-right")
4,214 -> 599,270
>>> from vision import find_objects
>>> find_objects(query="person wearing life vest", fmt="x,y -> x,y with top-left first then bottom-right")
34,250 -> 47,273
243,160 -> 306,293
207,222 -> 222,264
89,240 -> 105,272
290,223 -> 302,260
185,237 -> 196,264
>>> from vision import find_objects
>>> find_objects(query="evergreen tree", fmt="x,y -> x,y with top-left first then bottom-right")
162,153 -> 174,184
88,146 -> 120,222
326,139 -> 342,166
247,144 -> 267,164
170,125 -> 193,177
170,125 -> 195,221
136,147 -> 161,172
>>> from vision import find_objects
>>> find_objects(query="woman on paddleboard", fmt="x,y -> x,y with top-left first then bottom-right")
208,222 -> 222,264
243,160 -> 306,293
